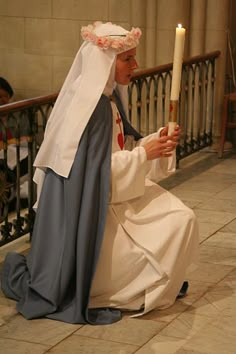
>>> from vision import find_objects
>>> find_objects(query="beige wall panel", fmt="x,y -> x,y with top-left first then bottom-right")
14,88 -> 50,101
189,30 -> 205,56
136,28 -> 145,69
23,54 -> 52,91
52,56 -> 74,91
145,0 -> 157,68
145,28 -> 156,68
156,0 -> 190,65
0,17 -> 24,50
130,0 -> 146,27
189,0 -> 206,56
0,53 -> 52,91
206,0 -> 229,30
157,0 -> 190,29
109,0 -> 130,23
53,0 -> 109,20
205,0 -> 230,138
156,30 -> 175,65
190,0 -> 206,30
0,52 -> 20,87
25,19 -> 80,56
205,31 -> 227,53
146,0 -> 156,28
23,88 -> 53,99
0,0 -> 51,18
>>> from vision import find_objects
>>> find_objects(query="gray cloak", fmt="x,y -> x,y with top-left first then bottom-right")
1,93 -> 141,324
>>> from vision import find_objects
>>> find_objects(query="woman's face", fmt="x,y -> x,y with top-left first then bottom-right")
115,48 -> 138,85
0,88 -> 10,106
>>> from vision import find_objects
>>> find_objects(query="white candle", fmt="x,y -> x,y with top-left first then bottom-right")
170,24 -> 185,101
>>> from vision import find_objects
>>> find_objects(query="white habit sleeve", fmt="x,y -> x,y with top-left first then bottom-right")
137,129 -> 177,183
110,146 -> 147,204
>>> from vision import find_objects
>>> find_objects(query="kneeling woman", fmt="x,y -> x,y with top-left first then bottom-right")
1,21 -> 199,325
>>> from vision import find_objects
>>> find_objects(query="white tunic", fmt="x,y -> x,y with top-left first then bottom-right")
90,101 -> 199,315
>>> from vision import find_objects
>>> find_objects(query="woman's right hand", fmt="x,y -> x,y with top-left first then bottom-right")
143,135 -> 177,160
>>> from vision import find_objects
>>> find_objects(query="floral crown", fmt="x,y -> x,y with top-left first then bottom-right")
81,22 -> 142,51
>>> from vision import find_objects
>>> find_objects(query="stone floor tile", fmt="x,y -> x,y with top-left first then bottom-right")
139,312 -> 213,344
185,296 -> 223,318
0,297 -> 18,326
0,234 -> 30,264
48,335 -> 138,354
203,288 -> 236,315
217,267 -> 236,286
177,280 -> 214,306
214,185 -> 236,199
180,200 -> 200,209
178,179 -> 231,193
0,315 -> 80,346
197,222 -> 223,243
140,301 -> 189,323
178,314 -> 236,354
170,188 -> 215,203
0,337 -> 49,354
193,209 -> 235,225
207,160 -> 236,175
136,311 -> 236,353
135,335 -> 187,354
198,244 -> 236,266
187,262 -> 234,283
202,231 -> 236,249
206,268 -> 236,302
197,198 -> 236,213
221,218 -> 236,233
76,317 -> 165,346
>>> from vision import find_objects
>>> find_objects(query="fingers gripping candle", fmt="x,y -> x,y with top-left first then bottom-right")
169,24 -> 185,135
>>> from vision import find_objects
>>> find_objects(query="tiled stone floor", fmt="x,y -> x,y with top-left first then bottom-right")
0,150 -> 236,354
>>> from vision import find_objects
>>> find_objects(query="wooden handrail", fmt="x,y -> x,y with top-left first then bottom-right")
132,50 -> 221,79
0,92 -> 58,115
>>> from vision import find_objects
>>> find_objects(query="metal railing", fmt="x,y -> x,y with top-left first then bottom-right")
129,50 -> 220,159
0,51 -> 220,245
0,94 -> 57,245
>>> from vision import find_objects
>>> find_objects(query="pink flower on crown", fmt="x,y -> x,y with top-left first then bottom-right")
111,39 -> 124,50
96,37 -> 111,49
124,35 -> 134,47
131,27 -> 142,39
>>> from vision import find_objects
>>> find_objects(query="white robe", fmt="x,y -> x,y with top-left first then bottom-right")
90,101 -> 199,315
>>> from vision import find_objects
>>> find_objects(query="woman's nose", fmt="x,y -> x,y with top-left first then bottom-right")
131,59 -> 138,70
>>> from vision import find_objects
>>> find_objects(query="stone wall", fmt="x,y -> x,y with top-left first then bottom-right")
0,0 -> 233,139
0,0 -> 145,100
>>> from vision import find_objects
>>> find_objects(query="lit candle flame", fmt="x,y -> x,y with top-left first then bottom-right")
177,24 -> 182,28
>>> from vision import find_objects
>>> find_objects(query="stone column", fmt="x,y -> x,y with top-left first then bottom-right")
130,0 -> 146,68
145,0 -> 157,68
155,0 -> 190,65
205,0 -> 230,147
189,0 -> 206,56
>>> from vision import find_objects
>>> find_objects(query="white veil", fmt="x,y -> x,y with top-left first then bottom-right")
34,22 -> 141,183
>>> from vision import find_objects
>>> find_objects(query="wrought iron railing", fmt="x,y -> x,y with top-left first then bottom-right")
0,51 -> 220,245
0,94 -> 57,245
129,50 -> 220,159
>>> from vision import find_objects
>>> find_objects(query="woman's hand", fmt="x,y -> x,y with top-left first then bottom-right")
160,124 -> 181,142
143,124 -> 181,161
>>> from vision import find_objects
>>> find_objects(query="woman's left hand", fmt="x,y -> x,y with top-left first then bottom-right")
160,124 -> 181,143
